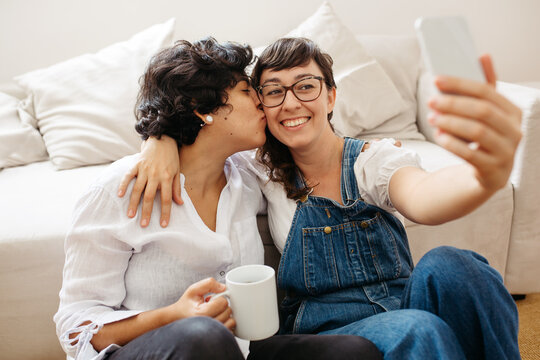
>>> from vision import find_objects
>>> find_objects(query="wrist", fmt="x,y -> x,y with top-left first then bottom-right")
159,304 -> 186,326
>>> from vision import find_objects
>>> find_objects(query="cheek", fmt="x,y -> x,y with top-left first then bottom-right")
266,118 -> 280,134
263,108 -> 280,125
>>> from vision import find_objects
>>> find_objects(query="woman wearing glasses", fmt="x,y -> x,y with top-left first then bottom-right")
120,37 -> 521,359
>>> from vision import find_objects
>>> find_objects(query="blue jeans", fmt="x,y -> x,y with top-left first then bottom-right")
320,309 -> 463,360
321,247 -> 520,360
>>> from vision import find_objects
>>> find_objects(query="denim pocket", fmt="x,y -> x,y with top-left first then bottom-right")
301,212 -> 402,295
361,212 -> 402,282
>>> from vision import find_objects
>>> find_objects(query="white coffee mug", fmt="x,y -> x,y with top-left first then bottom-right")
210,264 -> 279,341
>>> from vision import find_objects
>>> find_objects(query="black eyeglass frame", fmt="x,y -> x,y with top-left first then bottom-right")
255,76 -> 325,108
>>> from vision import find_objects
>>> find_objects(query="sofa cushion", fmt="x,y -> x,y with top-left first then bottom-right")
13,19 -> 175,170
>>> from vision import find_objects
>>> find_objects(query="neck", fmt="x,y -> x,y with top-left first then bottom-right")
178,138 -> 229,195
290,132 -> 344,185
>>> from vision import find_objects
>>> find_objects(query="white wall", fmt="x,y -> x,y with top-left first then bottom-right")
1,0 -> 539,83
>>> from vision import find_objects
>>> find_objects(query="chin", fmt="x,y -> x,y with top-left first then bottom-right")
278,133 -> 313,151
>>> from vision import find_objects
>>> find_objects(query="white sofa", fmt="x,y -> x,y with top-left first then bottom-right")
1,2 -> 539,360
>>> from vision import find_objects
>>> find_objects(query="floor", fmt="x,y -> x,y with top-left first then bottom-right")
516,293 -> 540,359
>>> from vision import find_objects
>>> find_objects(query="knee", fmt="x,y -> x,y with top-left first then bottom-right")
415,246 -> 498,284
166,317 -> 241,359
420,246 -> 485,267
173,316 -> 233,345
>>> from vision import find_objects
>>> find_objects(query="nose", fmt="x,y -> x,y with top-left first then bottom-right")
282,88 -> 301,109
250,88 -> 262,107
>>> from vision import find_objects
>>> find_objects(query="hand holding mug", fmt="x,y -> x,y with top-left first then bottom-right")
169,277 -> 236,331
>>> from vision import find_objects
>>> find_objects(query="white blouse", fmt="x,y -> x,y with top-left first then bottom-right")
54,153 -> 265,360
238,138 -> 422,253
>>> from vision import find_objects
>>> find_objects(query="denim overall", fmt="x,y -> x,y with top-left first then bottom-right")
278,137 -> 415,335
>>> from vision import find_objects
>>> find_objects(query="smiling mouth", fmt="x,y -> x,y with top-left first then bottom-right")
281,117 -> 310,128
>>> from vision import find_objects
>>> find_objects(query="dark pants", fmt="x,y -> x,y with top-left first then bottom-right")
248,334 -> 382,360
104,317 -> 244,360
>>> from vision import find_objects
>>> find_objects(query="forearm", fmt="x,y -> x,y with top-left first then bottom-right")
90,305 -> 176,352
391,164 -> 497,225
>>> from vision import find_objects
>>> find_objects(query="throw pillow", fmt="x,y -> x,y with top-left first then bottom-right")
14,19 -> 175,170
0,92 -> 48,169
358,35 -> 425,140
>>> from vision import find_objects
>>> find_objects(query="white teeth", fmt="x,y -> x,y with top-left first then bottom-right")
282,117 -> 309,127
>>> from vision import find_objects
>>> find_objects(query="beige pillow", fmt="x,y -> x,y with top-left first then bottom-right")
358,35 -> 425,140
0,92 -> 48,169
284,2 -> 407,137
14,19 -> 175,170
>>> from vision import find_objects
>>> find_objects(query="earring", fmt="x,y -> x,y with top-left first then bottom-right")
206,115 -> 213,124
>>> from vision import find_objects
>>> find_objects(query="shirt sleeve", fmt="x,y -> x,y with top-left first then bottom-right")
54,185 -> 143,359
354,138 -> 422,212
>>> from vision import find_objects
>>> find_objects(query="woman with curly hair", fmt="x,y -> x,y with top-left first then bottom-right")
54,38 -> 266,360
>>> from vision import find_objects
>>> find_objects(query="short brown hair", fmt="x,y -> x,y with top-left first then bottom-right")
251,38 -> 336,200
135,37 -> 253,148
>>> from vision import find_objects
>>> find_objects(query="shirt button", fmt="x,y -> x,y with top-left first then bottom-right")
361,221 -> 369,229
219,271 -> 225,277
324,226 -> 332,234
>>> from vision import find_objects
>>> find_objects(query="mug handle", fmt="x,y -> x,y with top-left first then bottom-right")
204,290 -> 230,303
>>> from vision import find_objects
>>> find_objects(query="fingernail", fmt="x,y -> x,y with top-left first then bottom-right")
141,218 -> 148,227
127,209 -> 134,217
428,112 -> 437,125
161,219 -> 168,227
117,189 -> 124,197
438,133 -> 450,145
435,76 -> 447,86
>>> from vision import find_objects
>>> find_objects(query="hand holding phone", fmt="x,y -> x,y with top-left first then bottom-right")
415,16 -> 485,83
413,16 -> 523,196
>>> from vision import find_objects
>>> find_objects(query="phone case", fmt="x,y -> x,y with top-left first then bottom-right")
415,16 -> 485,82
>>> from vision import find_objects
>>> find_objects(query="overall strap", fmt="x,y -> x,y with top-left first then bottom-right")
341,137 -> 365,204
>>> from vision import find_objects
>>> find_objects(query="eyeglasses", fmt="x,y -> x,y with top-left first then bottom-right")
256,76 -> 324,108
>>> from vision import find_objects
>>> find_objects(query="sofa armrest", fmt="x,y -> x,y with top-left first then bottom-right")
496,81 -> 540,293
496,82 -> 540,190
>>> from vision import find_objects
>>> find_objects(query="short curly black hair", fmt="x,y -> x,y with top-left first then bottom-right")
135,37 -> 253,147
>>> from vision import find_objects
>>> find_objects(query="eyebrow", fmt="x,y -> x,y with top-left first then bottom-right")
262,73 -> 316,85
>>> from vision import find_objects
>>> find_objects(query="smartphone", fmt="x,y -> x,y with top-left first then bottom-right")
415,16 -> 485,82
